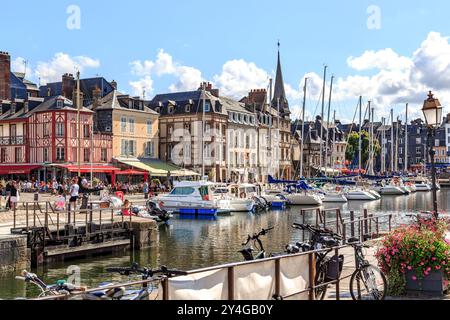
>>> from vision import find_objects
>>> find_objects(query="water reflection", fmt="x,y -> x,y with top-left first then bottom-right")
0,189 -> 448,299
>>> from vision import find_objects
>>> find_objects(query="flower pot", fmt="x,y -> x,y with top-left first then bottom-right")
405,270 -> 447,296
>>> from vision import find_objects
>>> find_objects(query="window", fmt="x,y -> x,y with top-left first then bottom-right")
43,148 -> 49,162
416,138 -> 421,144
168,105 -> 174,114
15,148 -> 22,162
145,142 -> 155,157
168,145 -> 173,160
417,129 -> 420,134
185,104 -> 191,112
43,123 -> 49,137
121,140 -> 136,156
101,148 -> 107,162
170,187 -> 195,196
84,148 -> 90,162
0,125 -> 3,137
416,147 -> 421,154
56,147 -> 65,161
0,148 -> 6,162
84,124 -> 90,138
56,123 -> 65,137
147,120 -> 153,135
129,118 -> 135,133
435,139 -> 440,147
204,101 -> 210,112
121,117 -> 127,132
56,100 -> 63,108
10,124 -> 16,137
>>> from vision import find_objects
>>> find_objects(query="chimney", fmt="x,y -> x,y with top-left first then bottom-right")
111,80 -> 117,90
199,82 -> 219,97
92,87 -> 102,109
62,73 -> 75,99
0,51 -> 11,101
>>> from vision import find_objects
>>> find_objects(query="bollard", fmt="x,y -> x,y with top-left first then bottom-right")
363,209 -> 368,236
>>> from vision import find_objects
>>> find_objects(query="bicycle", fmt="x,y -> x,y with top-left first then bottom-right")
291,223 -> 344,300
239,227 -> 275,261
101,263 -> 188,300
15,270 -> 86,299
347,237 -> 387,300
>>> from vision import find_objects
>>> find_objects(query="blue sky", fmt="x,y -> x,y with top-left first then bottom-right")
2,0 -> 450,122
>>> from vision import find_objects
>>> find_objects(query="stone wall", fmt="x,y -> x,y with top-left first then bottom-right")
0,235 -> 30,274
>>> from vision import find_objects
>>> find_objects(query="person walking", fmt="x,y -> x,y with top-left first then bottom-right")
69,177 -> 80,212
143,180 -> 149,200
9,181 -> 19,211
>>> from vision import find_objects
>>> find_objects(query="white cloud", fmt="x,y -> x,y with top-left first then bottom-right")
129,76 -> 154,99
347,48 -> 413,71
129,49 -> 202,95
213,59 -> 269,99
11,57 -> 28,74
34,52 -> 100,84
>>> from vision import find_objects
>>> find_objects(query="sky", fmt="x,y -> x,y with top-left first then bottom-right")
2,0 -> 450,123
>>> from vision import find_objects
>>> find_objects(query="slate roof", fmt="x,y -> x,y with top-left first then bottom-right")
39,77 -> 115,107
88,90 -> 158,115
149,90 -> 228,116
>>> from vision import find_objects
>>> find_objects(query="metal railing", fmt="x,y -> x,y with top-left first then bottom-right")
33,245 -> 354,301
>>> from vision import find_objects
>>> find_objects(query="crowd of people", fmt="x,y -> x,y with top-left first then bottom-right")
0,177 -> 173,211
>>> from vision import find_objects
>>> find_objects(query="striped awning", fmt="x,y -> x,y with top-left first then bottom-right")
114,158 -> 168,177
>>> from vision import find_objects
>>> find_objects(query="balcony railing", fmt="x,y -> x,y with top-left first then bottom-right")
0,136 -> 25,145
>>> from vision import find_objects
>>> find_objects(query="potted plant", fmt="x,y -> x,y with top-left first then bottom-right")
375,217 -> 450,296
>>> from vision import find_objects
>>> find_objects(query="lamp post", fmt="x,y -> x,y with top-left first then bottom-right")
422,91 -> 443,219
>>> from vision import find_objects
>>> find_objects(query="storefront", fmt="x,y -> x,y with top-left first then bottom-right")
0,165 -> 42,181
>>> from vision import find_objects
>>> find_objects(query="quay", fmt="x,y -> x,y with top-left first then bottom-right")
0,198 -> 158,269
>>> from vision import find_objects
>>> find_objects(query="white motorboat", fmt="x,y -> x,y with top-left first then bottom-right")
414,177 -> 432,192
284,192 -> 323,206
367,190 -> 382,199
379,185 -> 407,195
320,184 -> 348,203
261,189 -> 289,205
213,184 -> 257,212
156,181 -> 218,211
345,189 -> 378,201
323,192 -> 348,203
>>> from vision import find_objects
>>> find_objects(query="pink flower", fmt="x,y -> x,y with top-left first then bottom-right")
432,257 -> 437,261
436,265 -> 442,270
407,266 -> 412,271
412,276 -> 417,281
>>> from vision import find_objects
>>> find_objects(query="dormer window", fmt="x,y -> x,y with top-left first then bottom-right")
168,105 -> 175,114
204,101 -> 210,112
244,115 -> 248,124
155,107 -> 161,113
185,104 -> 191,112
56,100 -> 63,108
128,100 -> 133,108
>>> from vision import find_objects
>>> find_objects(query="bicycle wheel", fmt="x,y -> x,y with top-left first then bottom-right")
350,265 -> 387,300
314,263 -> 328,300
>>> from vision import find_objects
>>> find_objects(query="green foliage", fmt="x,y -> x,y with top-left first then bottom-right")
345,130 -> 381,165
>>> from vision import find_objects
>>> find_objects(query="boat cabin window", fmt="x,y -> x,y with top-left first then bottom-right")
170,187 -> 195,195
214,188 -> 229,194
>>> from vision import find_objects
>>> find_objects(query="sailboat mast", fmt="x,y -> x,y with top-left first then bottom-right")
202,82 -> 206,179
370,106 -> 375,175
77,71 -> 81,177
367,102 -> 372,174
405,103 -> 408,173
358,96 -> 362,173
325,75 -> 334,171
395,116 -> 400,172
320,65 -> 327,171
332,110 -> 336,172
300,78 -> 308,179
381,117 -> 385,173
391,109 -> 394,173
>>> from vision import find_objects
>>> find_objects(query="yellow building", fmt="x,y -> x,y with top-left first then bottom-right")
90,90 -> 159,159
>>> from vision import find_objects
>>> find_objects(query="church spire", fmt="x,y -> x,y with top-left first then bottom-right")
271,41 -> 290,117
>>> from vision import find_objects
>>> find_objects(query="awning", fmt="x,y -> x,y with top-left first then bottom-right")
138,158 -> 200,177
115,158 -> 168,177
0,165 -> 41,174
115,169 -> 147,176
53,164 -> 121,173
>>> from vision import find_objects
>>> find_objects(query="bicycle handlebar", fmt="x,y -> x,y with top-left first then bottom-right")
292,223 -> 343,240
241,227 -> 274,246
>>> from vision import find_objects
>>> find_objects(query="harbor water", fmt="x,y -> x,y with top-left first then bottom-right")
0,189 -> 449,299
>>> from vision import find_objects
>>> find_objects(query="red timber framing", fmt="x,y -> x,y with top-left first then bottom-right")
28,110 -> 112,166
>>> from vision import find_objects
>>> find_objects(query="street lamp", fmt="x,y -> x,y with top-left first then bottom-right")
422,91 -> 443,219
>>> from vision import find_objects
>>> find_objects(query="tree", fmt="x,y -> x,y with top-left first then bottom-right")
345,131 -> 381,168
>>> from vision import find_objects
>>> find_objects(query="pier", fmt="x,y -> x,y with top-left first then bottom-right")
0,200 -> 158,268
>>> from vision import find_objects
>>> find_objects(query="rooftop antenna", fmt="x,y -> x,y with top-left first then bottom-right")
23,59 -> 28,78
142,87 -> 146,99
